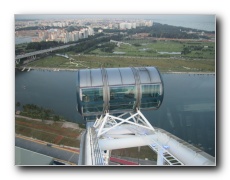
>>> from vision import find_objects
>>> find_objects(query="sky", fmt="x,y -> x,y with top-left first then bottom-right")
15,14 -> 214,20
0,0 -> 229,179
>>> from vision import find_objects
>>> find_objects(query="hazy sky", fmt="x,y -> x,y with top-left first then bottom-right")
15,14 -> 215,21
15,14 -> 215,31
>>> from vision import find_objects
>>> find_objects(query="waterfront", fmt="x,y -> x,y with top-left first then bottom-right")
151,15 -> 215,31
15,69 -> 215,156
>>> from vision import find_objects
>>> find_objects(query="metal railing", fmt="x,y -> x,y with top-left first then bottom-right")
89,128 -> 105,165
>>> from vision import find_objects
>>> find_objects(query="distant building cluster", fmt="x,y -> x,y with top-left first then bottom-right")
98,20 -> 153,30
119,20 -> 153,30
15,18 -> 154,44
32,27 -> 94,43
15,20 -> 75,29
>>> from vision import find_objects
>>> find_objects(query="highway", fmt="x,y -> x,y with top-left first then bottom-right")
15,43 -> 77,60
15,35 -> 109,60
15,135 -> 79,165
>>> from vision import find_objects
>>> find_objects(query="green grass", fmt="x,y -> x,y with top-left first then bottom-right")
88,40 -> 215,59
146,41 -> 183,52
111,146 -> 157,161
25,40 -> 215,72
29,56 -> 69,67
27,54 -> 215,72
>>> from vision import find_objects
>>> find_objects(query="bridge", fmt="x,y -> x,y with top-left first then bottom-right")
76,67 -> 215,166
15,43 -> 77,63
15,35 -> 109,64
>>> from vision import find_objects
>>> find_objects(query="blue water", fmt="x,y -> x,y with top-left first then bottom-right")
15,69 -> 215,156
151,15 -> 215,31
15,36 -> 33,44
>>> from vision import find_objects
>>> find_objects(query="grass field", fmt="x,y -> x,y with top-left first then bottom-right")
88,39 -> 215,59
15,117 -> 158,160
28,54 -> 215,72
25,39 -> 215,72
15,117 -> 82,147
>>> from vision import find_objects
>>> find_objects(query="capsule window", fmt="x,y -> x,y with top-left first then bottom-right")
81,88 -> 103,113
141,84 -> 161,108
109,86 -> 136,111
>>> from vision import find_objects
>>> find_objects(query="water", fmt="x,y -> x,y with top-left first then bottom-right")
15,69 -> 80,122
15,69 -> 215,156
15,36 -> 33,44
151,15 -> 215,32
144,73 -> 215,156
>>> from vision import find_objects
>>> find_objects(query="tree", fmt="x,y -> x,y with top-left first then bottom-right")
181,46 -> 191,55
16,102 -> 20,107
53,115 -> 60,121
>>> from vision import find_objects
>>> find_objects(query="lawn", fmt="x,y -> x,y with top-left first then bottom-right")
25,39 -> 215,72
88,40 -> 215,59
15,117 -> 82,147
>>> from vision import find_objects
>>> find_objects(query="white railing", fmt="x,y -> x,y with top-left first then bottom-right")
89,128 -> 105,165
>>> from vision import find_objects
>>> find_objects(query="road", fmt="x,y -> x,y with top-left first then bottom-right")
15,43 -> 77,60
15,135 -> 79,165
15,35 -> 108,60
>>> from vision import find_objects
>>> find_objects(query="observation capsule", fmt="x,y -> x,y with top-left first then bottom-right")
76,67 -> 164,118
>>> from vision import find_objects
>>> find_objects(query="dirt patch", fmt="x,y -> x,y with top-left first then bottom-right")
53,135 -> 64,144
61,122 -> 80,129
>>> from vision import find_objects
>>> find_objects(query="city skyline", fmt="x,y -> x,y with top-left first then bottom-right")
15,14 -> 215,32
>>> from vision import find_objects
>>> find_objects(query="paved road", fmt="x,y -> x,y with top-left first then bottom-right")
15,35 -> 108,60
15,135 -> 79,165
15,44 -> 77,60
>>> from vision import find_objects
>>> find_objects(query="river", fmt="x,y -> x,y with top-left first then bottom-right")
15,69 -> 215,156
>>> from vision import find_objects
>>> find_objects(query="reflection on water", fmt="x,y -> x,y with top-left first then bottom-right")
144,73 -> 215,156
15,70 -> 215,156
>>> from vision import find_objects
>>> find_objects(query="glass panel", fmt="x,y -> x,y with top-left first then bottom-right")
79,69 -> 91,87
138,68 -> 151,84
119,68 -> 135,84
91,69 -> 103,86
106,68 -> 122,85
109,86 -> 136,111
145,67 -> 161,83
81,88 -> 103,113
141,84 -> 161,108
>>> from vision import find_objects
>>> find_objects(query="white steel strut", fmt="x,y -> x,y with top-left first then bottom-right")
81,110 -> 215,166
94,110 -> 155,138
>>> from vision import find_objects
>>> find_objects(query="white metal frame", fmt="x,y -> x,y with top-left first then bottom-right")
91,110 -> 185,165
83,110 -> 215,166
93,109 -> 155,138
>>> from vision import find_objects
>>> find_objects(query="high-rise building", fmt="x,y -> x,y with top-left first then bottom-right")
73,31 -> 79,41
132,23 -> 136,29
87,26 -> 94,36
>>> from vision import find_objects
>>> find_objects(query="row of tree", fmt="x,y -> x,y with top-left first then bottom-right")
181,45 -> 214,55
16,102 -> 86,128
23,33 -> 105,53
26,41 -> 64,51
99,43 -> 116,53
63,34 -> 122,54
16,103 -> 61,121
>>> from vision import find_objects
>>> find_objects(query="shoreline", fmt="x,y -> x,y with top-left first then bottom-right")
15,67 -> 215,75
163,71 -> 215,75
